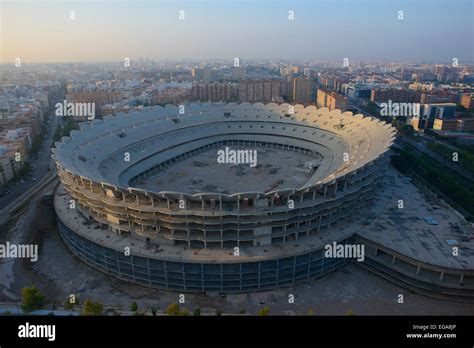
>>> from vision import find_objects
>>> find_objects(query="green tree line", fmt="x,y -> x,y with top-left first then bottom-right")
391,148 -> 474,220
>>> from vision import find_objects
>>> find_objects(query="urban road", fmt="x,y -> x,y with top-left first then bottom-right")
0,111 -> 60,214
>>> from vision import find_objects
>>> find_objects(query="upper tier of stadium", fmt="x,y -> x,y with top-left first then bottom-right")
52,102 -> 396,196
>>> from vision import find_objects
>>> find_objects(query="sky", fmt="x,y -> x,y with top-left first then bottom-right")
0,0 -> 473,63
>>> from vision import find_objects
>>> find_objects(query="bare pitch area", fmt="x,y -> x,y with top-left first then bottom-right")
135,147 -> 318,194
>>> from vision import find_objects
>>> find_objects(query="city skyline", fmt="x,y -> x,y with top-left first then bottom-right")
0,1 -> 474,341
1,0 -> 473,64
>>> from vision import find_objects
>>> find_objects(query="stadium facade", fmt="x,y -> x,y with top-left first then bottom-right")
52,102 -> 396,293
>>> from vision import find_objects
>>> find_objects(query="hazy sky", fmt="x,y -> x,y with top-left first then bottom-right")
1,0 -> 473,63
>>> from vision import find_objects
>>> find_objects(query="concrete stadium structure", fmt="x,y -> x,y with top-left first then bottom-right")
52,102 -> 396,293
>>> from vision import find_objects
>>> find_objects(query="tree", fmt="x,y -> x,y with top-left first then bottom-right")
347,309 -> 355,316
165,303 -> 181,316
10,162 -> 32,183
151,306 -> 158,316
52,119 -> 78,143
366,101 -> 381,117
82,300 -> 103,316
130,301 -> 138,313
307,308 -> 314,316
52,127 -> 62,142
193,308 -> 201,316
164,303 -> 189,316
257,306 -> 270,316
21,286 -> 45,313
215,309 -> 223,316
64,299 -> 74,310
400,124 -> 414,136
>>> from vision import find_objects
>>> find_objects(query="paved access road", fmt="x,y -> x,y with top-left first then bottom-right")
0,110 -> 60,211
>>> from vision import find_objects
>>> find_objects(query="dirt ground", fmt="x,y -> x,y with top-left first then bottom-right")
136,146 -> 315,194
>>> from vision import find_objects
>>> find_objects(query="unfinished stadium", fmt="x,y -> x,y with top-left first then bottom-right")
52,102 -> 401,293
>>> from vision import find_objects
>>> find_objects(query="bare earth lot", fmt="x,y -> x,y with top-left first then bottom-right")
136,147 -> 315,194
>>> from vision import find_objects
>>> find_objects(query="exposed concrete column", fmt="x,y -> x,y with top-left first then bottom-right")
392,255 -> 396,265
439,272 -> 444,282
459,274 -> 464,284
416,264 -> 421,276
323,185 -> 328,197
374,247 -> 378,256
